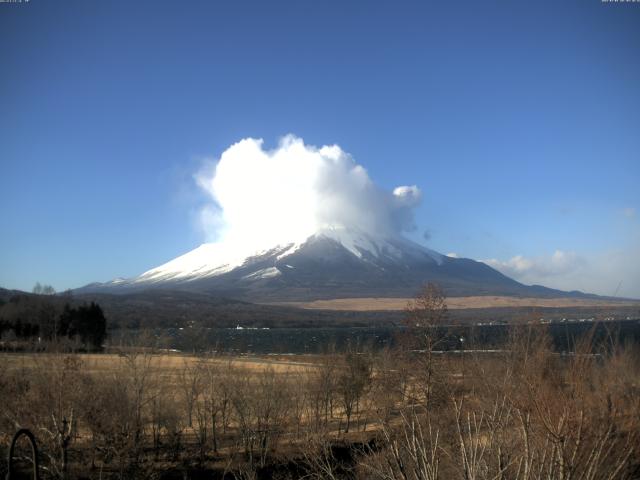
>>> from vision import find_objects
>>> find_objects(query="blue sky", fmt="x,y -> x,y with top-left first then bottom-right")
1,0 -> 639,297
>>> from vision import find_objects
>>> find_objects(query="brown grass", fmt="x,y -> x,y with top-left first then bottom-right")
271,295 -> 640,311
1,332 -> 638,480
0,352 -> 319,375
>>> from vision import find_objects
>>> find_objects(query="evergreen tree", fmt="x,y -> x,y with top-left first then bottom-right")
67,302 -> 107,350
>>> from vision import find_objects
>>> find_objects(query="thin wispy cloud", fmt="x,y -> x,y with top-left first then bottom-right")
484,247 -> 640,298
484,250 -> 584,280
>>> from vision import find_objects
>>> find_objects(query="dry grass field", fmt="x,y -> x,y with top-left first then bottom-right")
0,351 -> 320,376
1,324 -> 639,479
273,295 -> 640,311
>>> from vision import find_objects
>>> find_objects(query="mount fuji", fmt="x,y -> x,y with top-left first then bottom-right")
78,226 -> 582,301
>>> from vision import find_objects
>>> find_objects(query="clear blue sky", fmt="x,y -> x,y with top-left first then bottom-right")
1,0 -> 639,296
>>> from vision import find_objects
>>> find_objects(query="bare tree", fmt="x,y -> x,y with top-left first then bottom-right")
307,355 -> 337,433
361,408 -> 441,480
29,354 -> 82,479
404,283 -> 448,347
200,358 -> 224,453
178,359 -> 203,428
337,350 -> 372,433
32,282 -> 56,296
403,283 -> 448,407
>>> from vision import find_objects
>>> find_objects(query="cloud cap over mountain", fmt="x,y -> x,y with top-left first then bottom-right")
195,135 -> 422,252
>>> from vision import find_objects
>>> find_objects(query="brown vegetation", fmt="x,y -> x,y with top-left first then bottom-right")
274,296 -> 640,311
1,285 -> 639,479
0,330 -> 638,479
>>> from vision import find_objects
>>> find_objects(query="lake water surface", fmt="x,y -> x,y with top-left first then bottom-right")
167,319 -> 640,354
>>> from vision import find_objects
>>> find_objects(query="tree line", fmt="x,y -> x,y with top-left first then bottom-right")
0,284 -> 107,351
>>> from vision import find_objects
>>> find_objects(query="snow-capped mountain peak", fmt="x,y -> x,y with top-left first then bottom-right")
313,226 -> 443,264
108,226 -> 443,288
79,225 -> 540,301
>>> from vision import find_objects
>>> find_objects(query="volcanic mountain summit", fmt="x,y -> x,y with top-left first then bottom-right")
79,227 -> 584,301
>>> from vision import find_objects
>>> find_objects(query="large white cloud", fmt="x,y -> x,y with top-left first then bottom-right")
194,135 -> 422,252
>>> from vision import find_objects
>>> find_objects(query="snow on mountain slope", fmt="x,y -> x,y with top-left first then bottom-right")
130,226 -> 443,286
318,226 -> 443,263
135,242 -> 292,284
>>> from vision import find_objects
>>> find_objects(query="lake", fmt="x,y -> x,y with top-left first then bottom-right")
163,318 -> 640,354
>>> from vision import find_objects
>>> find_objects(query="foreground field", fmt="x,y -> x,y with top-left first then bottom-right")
1,326 -> 640,479
274,295 -> 640,311
0,351 -> 319,375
